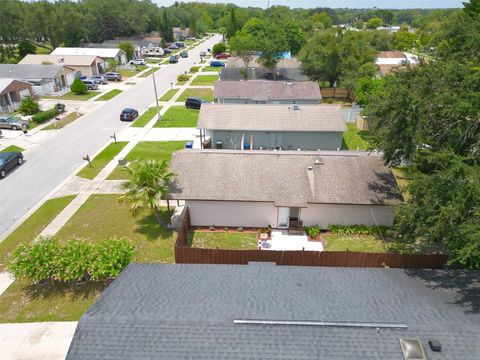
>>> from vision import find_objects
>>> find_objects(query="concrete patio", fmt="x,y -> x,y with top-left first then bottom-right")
260,230 -> 324,252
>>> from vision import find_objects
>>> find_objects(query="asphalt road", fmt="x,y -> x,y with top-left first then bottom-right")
0,35 -> 221,238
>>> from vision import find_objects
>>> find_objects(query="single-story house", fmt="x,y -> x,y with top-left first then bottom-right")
0,64 -> 76,96
86,39 -> 159,58
376,51 -> 420,76
220,56 -> 309,81
214,80 -> 322,104
198,104 -> 345,151
65,263 -> 480,360
19,54 -> 106,77
169,150 -> 403,228
0,79 -> 33,113
173,27 -> 190,40
51,47 -> 127,65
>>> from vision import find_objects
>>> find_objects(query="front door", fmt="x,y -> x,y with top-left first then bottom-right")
278,207 -> 290,228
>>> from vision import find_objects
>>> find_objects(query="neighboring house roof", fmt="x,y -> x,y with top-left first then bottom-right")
198,104 -> 346,132
19,54 -> 104,66
377,51 -> 407,59
0,64 -> 74,80
169,150 -> 402,207
51,47 -> 126,58
220,67 -> 310,81
375,52 -> 420,75
66,263 -> 480,360
226,56 -> 301,69
86,39 -> 156,49
213,80 -> 321,101
0,78 -> 32,94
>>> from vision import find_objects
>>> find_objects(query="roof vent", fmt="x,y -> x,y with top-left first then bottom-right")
399,338 -> 426,360
292,105 -> 300,111
428,340 -> 442,352
307,166 -> 313,171
314,159 -> 323,166
286,82 -> 293,86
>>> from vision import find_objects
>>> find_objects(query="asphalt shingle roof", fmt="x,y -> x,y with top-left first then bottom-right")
213,80 -> 321,101
0,64 -> 70,80
20,54 -> 102,66
168,150 -> 402,207
197,104 -> 346,132
66,264 -> 480,360
220,67 -> 310,81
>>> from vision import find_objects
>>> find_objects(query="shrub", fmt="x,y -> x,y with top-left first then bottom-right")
212,42 -> 227,55
8,236 -> 133,283
18,95 -> 40,115
189,66 -> 200,73
177,74 -> 191,82
327,225 -> 391,236
209,225 -> 216,231
31,107 -> 58,124
304,225 -> 321,238
71,77 -> 88,94
258,225 -> 272,236
237,227 -> 244,232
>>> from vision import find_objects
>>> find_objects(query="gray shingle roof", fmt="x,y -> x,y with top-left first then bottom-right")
168,150 -> 402,207
0,64 -> 70,80
220,67 -> 310,81
66,263 -> 480,360
197,104 -> 346,132
213,80 -> 321,101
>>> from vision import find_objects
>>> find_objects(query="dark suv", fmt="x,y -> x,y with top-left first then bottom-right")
169,55 -> 178,64
105,72 -> 122,81
185,97 -> 206,109
120,108 -> 139,121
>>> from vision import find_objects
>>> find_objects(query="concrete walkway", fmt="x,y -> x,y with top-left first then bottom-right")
0,272 -> 14,296
0,321 -> 77,360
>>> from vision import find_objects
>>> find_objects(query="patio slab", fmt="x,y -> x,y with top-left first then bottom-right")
262,230 -> 324,252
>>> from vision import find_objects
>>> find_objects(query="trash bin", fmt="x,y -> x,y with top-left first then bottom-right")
185,141 -> 193,149
215,140 -> 223,149
243,142 -> 250,150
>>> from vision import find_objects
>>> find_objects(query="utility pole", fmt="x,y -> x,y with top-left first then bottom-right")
152,69 -> 161,122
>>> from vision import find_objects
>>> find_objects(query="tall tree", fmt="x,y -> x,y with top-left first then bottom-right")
281,20 -> 306,55
160,10 -> 174,43
229,32 -> 256,78
257,22 -> 289,74
119,160 -> 175,225
118,41 -> 135,61
227,8 -> 238,38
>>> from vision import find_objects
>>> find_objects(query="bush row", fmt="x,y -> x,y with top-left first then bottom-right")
9,236 -> 133,283
177,74 -> 191,82
31,107 -> 59,124
328,225 -> 391,236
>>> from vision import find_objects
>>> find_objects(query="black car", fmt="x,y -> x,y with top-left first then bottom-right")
163,48 -> 172,54
169,55 -> 178,64
0,152 -> 23,178
120,108 -> 139,121
185,97 -> 206,110
180,50 -> 188,58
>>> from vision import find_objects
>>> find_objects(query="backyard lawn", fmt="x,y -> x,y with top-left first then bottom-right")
159,89 -> 178,102
342,123 -> 371,151
0,195 -> 75,271
76,141 -> 128,179
191,75 -> 219,86
187,231 -> 257,250
107,141 -> 186,180
153,106 -> 199,128
0,145 -> 24,153
95,89 -> 122,101
42,112 -> 81,130
322,234 -> 387,253
131,107 -> 160,128
177,88 -> 213,102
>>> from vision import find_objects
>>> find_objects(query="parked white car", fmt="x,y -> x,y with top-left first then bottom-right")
129,58 -> 147,65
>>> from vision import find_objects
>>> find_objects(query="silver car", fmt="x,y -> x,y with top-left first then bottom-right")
90,75 -> 107,84
0,116 -> 28,130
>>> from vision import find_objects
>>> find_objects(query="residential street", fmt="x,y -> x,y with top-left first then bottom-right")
0,35 -> 221,238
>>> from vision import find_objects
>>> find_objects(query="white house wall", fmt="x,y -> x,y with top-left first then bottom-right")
209,130 -> 343,150
301,204 -> 395,227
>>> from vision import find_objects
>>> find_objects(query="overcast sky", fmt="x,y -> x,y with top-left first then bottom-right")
153,0 -> 464,9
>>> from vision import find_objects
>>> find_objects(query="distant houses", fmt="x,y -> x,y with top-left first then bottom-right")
198,104 -> 345,151
173,27 -> 190,40
85,39 -> 160,58
51,47 -> 128,65
0,64 -> 75,96
375,51 -> 420,76
19,54 -> 106,77
213,80 -> 322,104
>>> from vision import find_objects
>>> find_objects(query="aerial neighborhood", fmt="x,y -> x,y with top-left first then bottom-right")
0,1 -> 479,359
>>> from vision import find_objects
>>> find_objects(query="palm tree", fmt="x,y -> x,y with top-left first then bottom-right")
119,160 -> 175,225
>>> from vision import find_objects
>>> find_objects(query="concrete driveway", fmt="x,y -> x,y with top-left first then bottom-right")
0,321 -> 77,360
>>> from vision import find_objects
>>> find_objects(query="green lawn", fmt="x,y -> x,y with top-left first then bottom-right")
153,106 -> 199,128
107,141 -> 186,180
322,234 -> 387,253
191,75 -> 219,86
139,67 -> 159,78
342,123 -> 371,151
43,91 -> 99,101
0,145 -> 24,153
43,112 -> 81,130
177,88 -> 213,102
146,58 -> 162,64
95,89 -> 123,101
187,231 -> 257,250
202,66 -> 222,72
118,66 -> 148,78
0,196 -> 75,271
159,89 -> 178,102
131,107 -> 160,128
76,142 -> 128,179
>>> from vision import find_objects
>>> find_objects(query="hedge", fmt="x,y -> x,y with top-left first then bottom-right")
31,107 -> 59,124
327,224 -> 391,236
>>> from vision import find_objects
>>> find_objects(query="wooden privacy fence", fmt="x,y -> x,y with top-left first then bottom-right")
175,208 -> 448,269
320,87 -> 353,100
